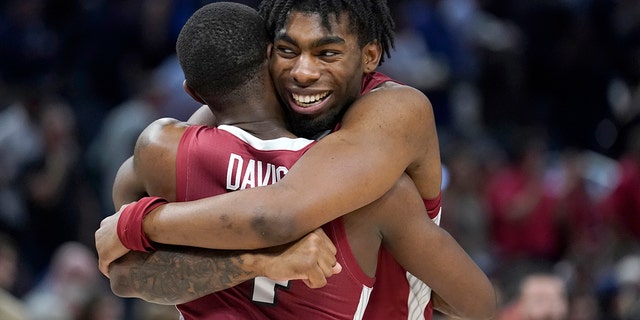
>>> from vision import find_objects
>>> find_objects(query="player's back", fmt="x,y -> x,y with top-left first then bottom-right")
175,125 -> 375,320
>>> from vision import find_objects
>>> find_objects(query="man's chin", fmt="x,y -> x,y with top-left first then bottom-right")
290,117 -> 333,139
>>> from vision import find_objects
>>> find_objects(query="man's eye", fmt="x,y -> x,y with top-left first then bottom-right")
277,47 -> 295,54
321,51 -> 338,57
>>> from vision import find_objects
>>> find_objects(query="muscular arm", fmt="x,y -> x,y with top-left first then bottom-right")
144,85 -> 441,249
112,157 -> 147,206
109,244 -> 263,305
110,231 -> 338,305
376,175 -> 497,319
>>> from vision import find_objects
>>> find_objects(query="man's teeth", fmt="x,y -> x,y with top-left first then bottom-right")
292,92 -> 329,104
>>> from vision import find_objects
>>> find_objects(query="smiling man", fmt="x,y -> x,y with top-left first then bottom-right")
96,1 -> 497,319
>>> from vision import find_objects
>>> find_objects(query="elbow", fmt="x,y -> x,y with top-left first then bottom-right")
436,283 -> 498,320
477,301 -> 498,320
480,279 -> 499,320
108,260 -> 139,299
466,287 -> 499,320
251,211 -> 303,246
108,267 -> 134,298
109,265 -> 174,305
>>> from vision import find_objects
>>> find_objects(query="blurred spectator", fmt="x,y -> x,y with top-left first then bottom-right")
22,242 -> 114,320
612,254 -> 640,319
0,0 -> 60,91
18,98 -> 101,277
485,126 -> 564,297
552,149 -> 610,296
569,293 -> 600,320
486,127 -> 562,261
499,273 -> 569,320
599,124 -> 640,257
88,55 -> 200,216
0,86 -> 45,240
76,291 -> 125,320
0,233 -> 27,320
441,135 -> 492,272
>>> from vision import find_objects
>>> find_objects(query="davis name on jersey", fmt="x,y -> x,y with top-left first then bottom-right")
226,153 -> 289,190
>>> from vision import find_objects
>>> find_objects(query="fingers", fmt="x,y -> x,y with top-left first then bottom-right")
332,262 -> 342,275
98,259 -> 110,278
270,228 -> 341,289
95,211 -> 129,278
310,228 -> 337,255
299,229 -> 341,289
303,267 -> 328,289
301,261 -> 341,288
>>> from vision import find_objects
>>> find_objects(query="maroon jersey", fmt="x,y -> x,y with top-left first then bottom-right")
359,72 -> 440,320
174,125 -> 375,320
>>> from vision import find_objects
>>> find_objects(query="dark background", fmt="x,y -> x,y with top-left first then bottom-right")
0,0 -> 639,319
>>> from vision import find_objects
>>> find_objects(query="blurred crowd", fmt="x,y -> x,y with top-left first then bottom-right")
0,0 -> 639,319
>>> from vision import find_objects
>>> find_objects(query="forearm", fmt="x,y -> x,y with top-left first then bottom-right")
415,230 -> 496,319
143,188 -> 296,250
144,133 -> 406,250
109,244 -> 261,305
381,177 -> 496,320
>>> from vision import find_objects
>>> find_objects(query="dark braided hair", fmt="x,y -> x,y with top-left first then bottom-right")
176,2 -> 270,97
258,0 -> 395,64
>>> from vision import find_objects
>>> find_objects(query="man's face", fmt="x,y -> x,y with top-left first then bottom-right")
269,11 -> 366,138
520,277 -> 568,320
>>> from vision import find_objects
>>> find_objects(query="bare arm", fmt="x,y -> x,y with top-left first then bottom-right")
109,244 -> 262,305
109,230 -> 339,305
143,86 -> 441,249
377,176 -> 497,319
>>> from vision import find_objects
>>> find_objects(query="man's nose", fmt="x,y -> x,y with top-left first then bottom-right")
290,54 -> 321,86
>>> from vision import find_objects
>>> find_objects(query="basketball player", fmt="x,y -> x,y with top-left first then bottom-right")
97,1 -> 497,318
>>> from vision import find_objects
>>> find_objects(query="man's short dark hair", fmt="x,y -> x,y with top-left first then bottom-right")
176,2 -> 270,97
258,0 -> 395,64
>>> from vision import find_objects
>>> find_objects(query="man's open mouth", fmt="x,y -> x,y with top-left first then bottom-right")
291,91 -> 330,106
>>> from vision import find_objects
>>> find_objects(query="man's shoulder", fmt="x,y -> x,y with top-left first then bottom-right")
135,117 -> 190,164
361,71 -> 403,94
361,82 -> 429,108
362,72 -> 424,99
368,80 -> 406,92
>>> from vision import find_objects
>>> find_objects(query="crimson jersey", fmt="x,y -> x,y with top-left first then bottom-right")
359,72 -> 441,320
174,124 -> 375,320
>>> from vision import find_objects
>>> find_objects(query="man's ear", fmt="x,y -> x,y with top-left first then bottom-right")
267,43 -> 273,59
362,40 -> 382,73
183,80 -> 206,104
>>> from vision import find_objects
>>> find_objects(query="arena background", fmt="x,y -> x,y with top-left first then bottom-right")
0,0 -> 639,319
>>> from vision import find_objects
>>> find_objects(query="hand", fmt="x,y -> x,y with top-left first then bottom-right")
95,203 -> 133,277
261,228 -> 341,289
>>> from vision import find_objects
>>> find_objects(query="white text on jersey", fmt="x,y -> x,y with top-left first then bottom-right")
226,153 -> 288,190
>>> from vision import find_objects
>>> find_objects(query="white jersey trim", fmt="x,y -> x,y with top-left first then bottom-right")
352,285 -> 373,320
218,125 -> 314,151
406,207 -> 442,320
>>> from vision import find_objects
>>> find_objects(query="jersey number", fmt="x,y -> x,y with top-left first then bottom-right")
251,277 -> 290,305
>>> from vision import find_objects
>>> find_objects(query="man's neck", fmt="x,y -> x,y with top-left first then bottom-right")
232,120 -> 297,140
214,107 -> 295,140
